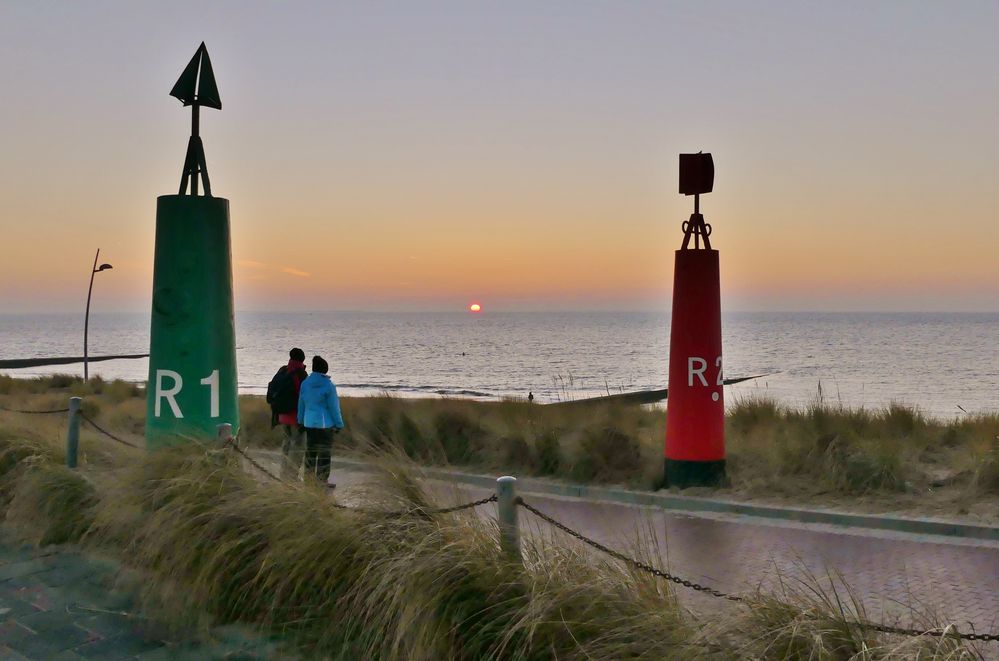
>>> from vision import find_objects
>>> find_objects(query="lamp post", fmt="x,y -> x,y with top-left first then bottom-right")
84,249 -> 113,381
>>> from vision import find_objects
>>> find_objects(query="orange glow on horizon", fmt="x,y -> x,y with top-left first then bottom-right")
469,303 -> 482,313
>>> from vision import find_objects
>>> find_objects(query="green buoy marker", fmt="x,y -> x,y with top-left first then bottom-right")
146,43 -> 239,447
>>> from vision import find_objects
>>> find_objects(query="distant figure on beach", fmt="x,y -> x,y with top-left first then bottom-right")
298,355 -> 344,487
267,348 -> 308,480
528,391 -> 534,403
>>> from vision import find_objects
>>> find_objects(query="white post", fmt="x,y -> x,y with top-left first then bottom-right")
496,475 -> 521,562
217,423 -> 233,444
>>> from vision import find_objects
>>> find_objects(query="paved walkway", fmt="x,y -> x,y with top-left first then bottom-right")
0,538 -> 285,660
303,457 -> 999,637
513,492 -> 999,632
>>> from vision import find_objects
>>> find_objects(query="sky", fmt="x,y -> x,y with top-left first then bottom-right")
1,1 -> 998,313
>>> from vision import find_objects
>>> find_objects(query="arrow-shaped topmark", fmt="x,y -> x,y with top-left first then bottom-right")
169,42 -> 221,110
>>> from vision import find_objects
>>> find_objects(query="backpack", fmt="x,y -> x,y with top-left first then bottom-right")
266,366 -> 300,413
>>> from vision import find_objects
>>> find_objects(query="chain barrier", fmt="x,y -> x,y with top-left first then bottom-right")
417,494 -> 498,515
224,439 -> 284,482
517,498 -> 998,642
862,622 -> 999,643
224,439 -> 498,516
376,494 -> 500,518
517,498 -> 741,601
0,403 -> 71,415
78,412 -> 140,449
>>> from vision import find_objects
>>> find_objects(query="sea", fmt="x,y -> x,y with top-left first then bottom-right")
1,311 -> 997,420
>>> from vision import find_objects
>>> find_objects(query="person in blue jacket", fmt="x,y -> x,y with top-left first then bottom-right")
297,355 -> 344,486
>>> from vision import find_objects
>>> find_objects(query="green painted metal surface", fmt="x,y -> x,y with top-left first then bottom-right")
145,195 -> 239,447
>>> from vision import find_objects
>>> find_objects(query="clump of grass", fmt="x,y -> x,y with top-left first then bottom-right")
365,400 -> 396,446
729,394 -> 783,435
0,435 -> 59,483
534,428 -> 561,476
4,460 -> 98,545
820,434 -> 908,493
569,425 -> 643,483
882,402 -> 928,437
736,568 -> 977,660
970,434 -> 999,495
433,408 -> 486,464
46,373 -> 80,390
395,411 -> 426,459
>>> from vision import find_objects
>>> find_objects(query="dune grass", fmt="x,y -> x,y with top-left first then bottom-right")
241,387 -> 997,519
2,374 -> 998,519
0,404 -> 985,659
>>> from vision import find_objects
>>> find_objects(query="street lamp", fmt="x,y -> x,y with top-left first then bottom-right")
84,249 -> 113,381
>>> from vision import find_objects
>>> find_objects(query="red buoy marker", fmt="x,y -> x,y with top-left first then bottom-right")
664,153 -> 726,488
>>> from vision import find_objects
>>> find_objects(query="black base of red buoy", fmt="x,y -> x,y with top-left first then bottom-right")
664,459 -> 727,489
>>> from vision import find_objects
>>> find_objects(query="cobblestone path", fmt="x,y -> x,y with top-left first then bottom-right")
0,537 -> 287,660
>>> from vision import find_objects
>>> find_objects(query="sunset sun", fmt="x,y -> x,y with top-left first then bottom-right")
469,303 -> 482,313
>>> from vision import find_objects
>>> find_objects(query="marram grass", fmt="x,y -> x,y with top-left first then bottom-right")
0,423 -> 988,659
4,374 -> 998,507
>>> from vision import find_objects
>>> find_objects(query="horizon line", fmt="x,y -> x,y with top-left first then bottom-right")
2,308 -> 999,317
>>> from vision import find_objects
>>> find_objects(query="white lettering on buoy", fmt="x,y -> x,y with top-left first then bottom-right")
155,369 -> 184,418
200,369 -> 220,418
201,370 -> 219,418
688,357 -> 708,387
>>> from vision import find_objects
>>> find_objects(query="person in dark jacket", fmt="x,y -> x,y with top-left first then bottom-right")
270,348 -> 308,480
297,355 -> 344,486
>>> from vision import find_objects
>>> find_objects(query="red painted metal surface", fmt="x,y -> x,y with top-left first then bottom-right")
665,248 -> 725,462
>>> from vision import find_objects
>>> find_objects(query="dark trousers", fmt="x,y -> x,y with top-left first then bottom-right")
304,427 -> 334,482
280,425 -> 304,481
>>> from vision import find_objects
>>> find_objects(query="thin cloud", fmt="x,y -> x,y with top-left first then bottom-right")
236,260 -> 309,278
